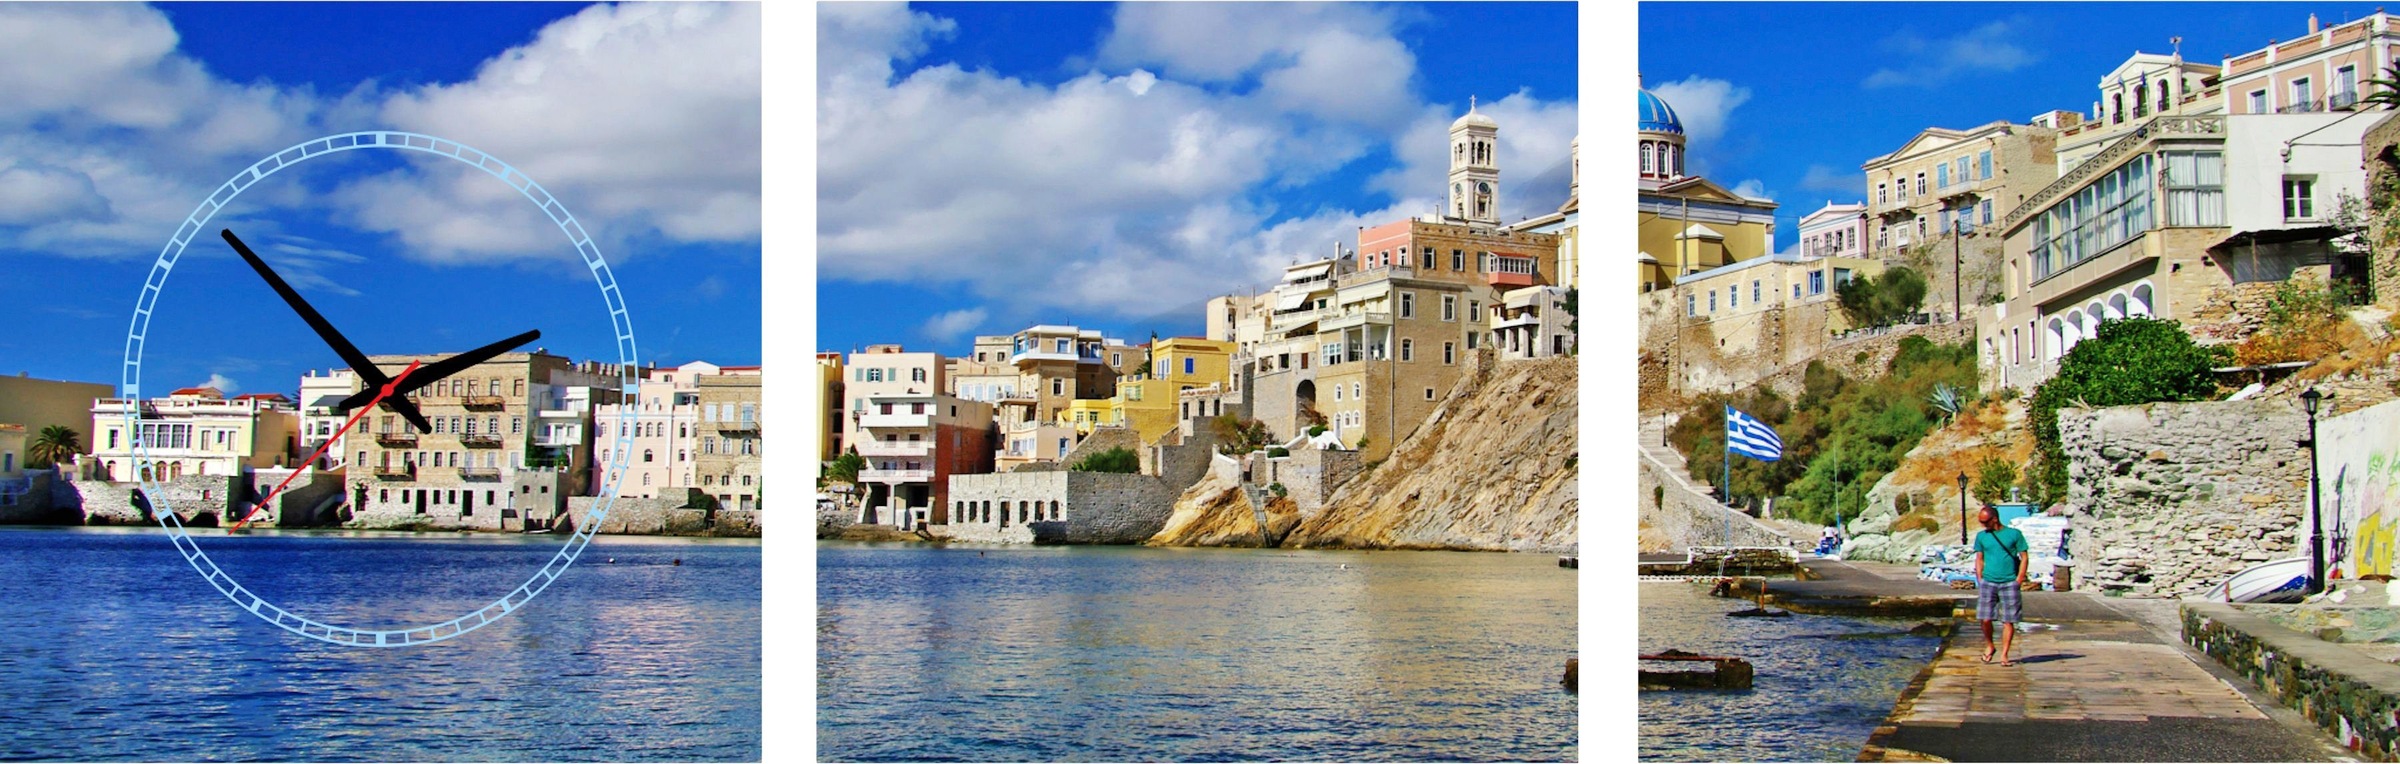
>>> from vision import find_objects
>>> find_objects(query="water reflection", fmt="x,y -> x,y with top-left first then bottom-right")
819,543 -> 1577,762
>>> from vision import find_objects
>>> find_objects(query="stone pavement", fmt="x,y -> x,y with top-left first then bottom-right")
1859,593 -> 2357,762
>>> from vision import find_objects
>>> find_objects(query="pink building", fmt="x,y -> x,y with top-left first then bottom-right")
2222,12 -> 2400,115
591,361 -> 717,497
1795,202 -> 1869,260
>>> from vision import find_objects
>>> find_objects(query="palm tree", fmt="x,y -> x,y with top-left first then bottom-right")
26,425 -> 81,471
2362,64 -> 2400,110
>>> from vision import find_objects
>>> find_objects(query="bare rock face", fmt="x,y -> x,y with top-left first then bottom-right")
1283,355 -> 1579,553
1147,455 -> 1298,547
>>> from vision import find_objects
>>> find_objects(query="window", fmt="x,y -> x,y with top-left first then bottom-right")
1978,150 -> 1992,180
1752,280 -> 1761,304
1915,172 -> 1926,196
1727,284 -> 1738,309
1877,182 -> 1887,204
1642,143 -> 1653,174
1184,358 -> 1195,376
2294,77 -> 2315,110
2284,176 -> 2317,220
1422,249 -> 1435,269
2160,151 -> 2222,227
1452,249 -> 1464,271
2339,65 -> 2360,101
1051,378 -> 1064,396
2249,89 -> 2269,113
1444,342 -> 1455,364
1955,157 -> 1969,184
1936,163 -> 1949,189
911,368 -> 927,382
1399,292 -> 1414,318
1980,199 -> 1993,225
1332,383 -> 1343,402
1401,339 -> 1414,361
1425,388 -> 1437,400
2033,154 -> 2162,280
1442,295 -> 1457,321
1686,294 -> 1696,316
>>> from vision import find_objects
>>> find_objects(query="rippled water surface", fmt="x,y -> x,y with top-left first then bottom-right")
0,526 -> 760,761
818,542 -> 1577,762
1639,581 -> 1938,761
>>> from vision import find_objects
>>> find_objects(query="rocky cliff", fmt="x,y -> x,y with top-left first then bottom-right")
1146,455 -> 1300,548
1148,354 -> 1577,552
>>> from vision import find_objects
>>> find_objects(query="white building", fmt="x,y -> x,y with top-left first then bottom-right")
1489,285 -> 1575,359
591,361 -> 715,497
88,387 -> 298,482
297,368 -> 357,470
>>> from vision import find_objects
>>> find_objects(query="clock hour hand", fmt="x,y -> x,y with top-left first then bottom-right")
331,328 -> 541,414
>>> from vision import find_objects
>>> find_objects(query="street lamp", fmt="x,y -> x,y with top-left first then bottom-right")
1957,471 -> 1971,546
2302,387 -> 2325,595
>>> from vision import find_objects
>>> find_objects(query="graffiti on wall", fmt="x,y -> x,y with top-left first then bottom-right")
2322,399 -> 2400,580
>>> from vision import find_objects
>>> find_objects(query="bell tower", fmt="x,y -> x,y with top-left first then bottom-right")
1448,96 -> 1499,225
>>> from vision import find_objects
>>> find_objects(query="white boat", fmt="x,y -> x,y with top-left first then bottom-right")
2207,556 -> 2312,604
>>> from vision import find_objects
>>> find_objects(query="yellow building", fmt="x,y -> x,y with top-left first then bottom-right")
1064,337 -> 1236,445
1638,85 -> 1777,292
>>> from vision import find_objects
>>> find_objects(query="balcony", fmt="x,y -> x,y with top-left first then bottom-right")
461,394 -> 506,410
859,467 -> 934,483
1318,310 -> 1392,332
533,434 -> 580,448
2278,98 -> 2326,114
458,467 -> 502,481
857,411 -> 931,429
2332,91 -> 2362,111
855,440 -> 935,458
373,463 -> 416,481
376,432 -> 418,447
1492,311 -> 1543,331
460,434 -> 505,448
2004,114 -> 2224,231
716,419 -> 761,434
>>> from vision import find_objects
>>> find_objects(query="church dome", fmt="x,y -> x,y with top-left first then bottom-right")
1453,104 -> 1497,130
1639,88 -> 1683,135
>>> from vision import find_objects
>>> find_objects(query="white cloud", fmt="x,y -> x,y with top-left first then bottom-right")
1648,76 -> 1749,164
1800,164 -> 1862,195
205,373 -> 239,394
920,308 -> 988,342
1731,179 -> 1771,202
817,4 -> 1574,321
1865,22 -> 2037,89
0,3 -> 760,267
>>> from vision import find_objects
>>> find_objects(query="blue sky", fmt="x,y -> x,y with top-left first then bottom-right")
816,2 -> 1579,356
0,2 -> 760,398
1640,2 -> 2391,250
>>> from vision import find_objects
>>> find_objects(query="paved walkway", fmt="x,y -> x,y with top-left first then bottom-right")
1859,589 -> 2357,762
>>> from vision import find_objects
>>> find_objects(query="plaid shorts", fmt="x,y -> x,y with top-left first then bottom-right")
1976,579 -> 2022,623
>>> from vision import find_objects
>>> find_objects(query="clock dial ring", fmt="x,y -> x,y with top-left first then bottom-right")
123,131 -> 638,648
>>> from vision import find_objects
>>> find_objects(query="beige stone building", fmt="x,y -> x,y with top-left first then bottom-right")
991,325 -> 1130,471
88,386 -> 300,482
694,366 -> 763,512
816,352 -> 843,465
347,351 -> 620,531
1862,120 -> 2060,317
2052,53 -> 2224,176
0,373 -> 113,446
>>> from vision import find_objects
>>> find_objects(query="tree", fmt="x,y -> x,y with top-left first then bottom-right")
1070,446 -> 1141,474
1836,266 -> 1929,328
1974,456 -> 2020,505
26,425 -> 80,471
2362,64 -> 2400,110
1211,415 -> 1271,454
823,447 -> 865,484
2027,317 -> 2228,503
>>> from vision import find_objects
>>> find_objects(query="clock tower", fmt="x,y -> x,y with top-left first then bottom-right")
1448,96 -> 1500,225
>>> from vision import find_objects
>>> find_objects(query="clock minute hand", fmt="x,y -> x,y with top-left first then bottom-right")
331,328 -> 541,412
221,229 -> 386,388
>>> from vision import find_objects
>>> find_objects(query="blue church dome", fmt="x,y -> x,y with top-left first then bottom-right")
1639,88 -> 1683,135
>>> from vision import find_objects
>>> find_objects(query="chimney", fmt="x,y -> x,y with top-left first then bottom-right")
2311,13 -> 2321,33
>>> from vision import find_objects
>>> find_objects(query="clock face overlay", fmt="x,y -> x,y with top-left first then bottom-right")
123,131 -> 637,647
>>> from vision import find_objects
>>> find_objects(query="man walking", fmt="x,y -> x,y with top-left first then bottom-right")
1972,506 -> 2030,665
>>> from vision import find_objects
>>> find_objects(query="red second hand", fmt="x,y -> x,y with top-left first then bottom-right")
230,361 -> 421,532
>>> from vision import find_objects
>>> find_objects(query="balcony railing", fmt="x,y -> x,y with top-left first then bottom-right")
859,468 -> 934,483
2332,91 -> 2362,111
2003,114 -> 2224,231
2278,98 -> 2326,114
459,467 -> 502,481
461,394 -> 506,410
855,440 -> 934,458
460,434 -> 505,448
376,432 -> 418,447
716,419 -> 760,434
373,464 -> 416,480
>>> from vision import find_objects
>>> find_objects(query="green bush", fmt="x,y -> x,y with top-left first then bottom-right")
1265,446 -> 1290,458
1070,446 -> 1141,474
1836,266 -> 1930,328
1973,456 -> 2019,505
1307,424 -> 1328,437
2027,317 -> 2227,503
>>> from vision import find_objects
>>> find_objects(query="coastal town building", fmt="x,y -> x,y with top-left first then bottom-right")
2220,12 -> 2400,118
1509,135 -> 1579,290
86,386 -> 299,482
695,366 -> 764,513
816,352 -> 843,464
591,361 -> 719,498
945,335 -> 1022,404
296,368 -> 357,470
1490,285 -> 1576,360
0,373 -> 114,449
2053,52 -> 2224,176
845,344 -> 988,524
1067,337 -> 1238,444
1977,19 -> 2400,392
991,326 -> 1131,471
1860,119 -> 2060,316
346,351 -> 621,531
1639,85 -> 1778,293
1796,202 -> 1870,260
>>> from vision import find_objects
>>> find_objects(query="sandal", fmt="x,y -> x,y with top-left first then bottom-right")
1979,647 -> 1996,664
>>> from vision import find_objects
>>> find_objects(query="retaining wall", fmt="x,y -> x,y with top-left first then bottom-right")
2185,602 -> 2400,760
1638,450 -> 1792,551
2059,399 -> 2309,597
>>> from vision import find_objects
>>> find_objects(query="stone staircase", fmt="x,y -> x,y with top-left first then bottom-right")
1639,416 -> 1807,549
1240,482 -> 1279,547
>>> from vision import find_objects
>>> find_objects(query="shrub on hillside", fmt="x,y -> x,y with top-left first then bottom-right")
2027,317 -> 2227,503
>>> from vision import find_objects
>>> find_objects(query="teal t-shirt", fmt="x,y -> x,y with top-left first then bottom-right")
1975,527 -> 2030,582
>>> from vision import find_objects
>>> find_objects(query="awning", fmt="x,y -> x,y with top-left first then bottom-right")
1274,290 -> 1311,311
1283,261 -> 1334,280
2206,225 -> 2345,256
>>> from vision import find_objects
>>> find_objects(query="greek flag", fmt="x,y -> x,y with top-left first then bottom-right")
1725,405 -> 1783,462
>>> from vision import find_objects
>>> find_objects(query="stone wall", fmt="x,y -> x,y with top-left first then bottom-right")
942,470 -> 1180,544
0,471 -> 72,524
1636,284 -> 1972,406
71,473 -> 244,526
2059,399 -> 2309,597
2186,602 -> 2400,761
1639,453 -> 1792,551
1261,447 -> 1364,518
568,494 -> 711,535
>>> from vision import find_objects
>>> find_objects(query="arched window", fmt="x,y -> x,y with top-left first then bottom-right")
643,449 -> 655,463
1641,142 -> 1654,174
2130,282 -> 2155,316
2046,317 -> 2067,360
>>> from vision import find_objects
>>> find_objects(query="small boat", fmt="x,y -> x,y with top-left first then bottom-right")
2208,556 -> 2312,604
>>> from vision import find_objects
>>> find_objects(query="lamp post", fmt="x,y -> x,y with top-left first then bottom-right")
1957,471 -> 1971,546
2302,388 -> 2325,595
1953,219 -> 1965,323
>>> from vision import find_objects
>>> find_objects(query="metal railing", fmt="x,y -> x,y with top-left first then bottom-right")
2003,115 -> 2224,231
461,394 -> 506,410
